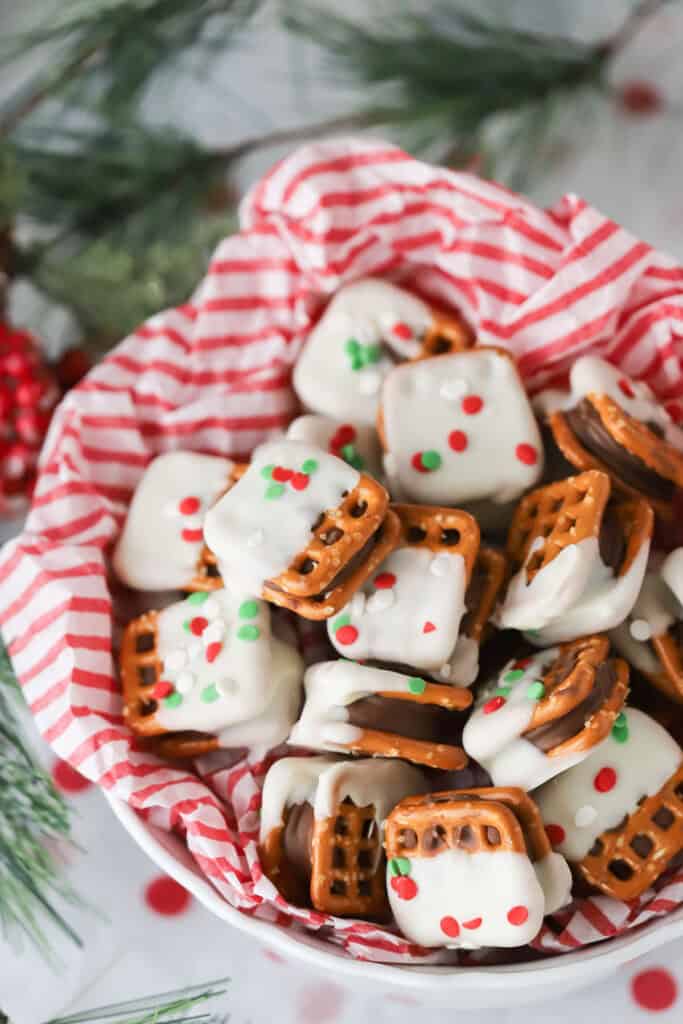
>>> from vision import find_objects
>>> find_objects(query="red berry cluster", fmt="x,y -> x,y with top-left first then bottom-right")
0,322 -> 59,514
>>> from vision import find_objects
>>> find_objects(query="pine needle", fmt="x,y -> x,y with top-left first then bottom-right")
48,979 -> 231,1024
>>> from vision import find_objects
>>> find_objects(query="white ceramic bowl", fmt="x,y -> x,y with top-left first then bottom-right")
108,795 -> 683,1009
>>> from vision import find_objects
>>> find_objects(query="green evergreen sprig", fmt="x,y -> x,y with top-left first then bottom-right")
46,978 -> 230,1024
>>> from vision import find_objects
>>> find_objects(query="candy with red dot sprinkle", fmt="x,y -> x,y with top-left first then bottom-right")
618,378 -> 635,399
391,876 -> 417,900
272,466 -> 293,483
336,624 -> 359,646
392,321 -> 413,340
181,528 -> 204,542
483,696 -> 506,714
423,621 -> 436,633
507,905 -> 529,926
206,642 -> 222,664
448,430 -> 468,452
189,616 -> 209,636
515,443 -> 538,465
440,916 -> 460,938
462,917 -> 482,930
374,572 -> 396,589
545,824 -> 566,846
291,472 -> 310,491
462,395 -> 483,415
152,680 -> 174,699
179,496 -> 200,515
593,766 -> 617,793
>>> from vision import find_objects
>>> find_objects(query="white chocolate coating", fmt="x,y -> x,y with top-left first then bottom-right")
535,708 -> 682,862
610,552 -> 682,673
327,547 -> 467,671
113,451 -> 234,590
462,648 -> 588,791
662,548 -> 683,607
286,414 -> 383,480
534,355 -> 683,450
204,440 -> 360,594
293,278 -> 432,425
381,348 -> 543,505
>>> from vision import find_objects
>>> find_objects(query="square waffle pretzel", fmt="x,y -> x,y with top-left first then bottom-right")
347,681 -> 473,771
311,800 -> 389,917
550,394 -> 683,518
650,632 -> 683,703
506,469 -> 611,580
120,609 -> 219,756
392,503 -> 480,580
263,507 -> 402,620
579,760 -> 683,900
410,308 -> 474,360
187,463 -> 248,592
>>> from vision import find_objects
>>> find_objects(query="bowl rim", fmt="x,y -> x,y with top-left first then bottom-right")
108,794 -> 683,991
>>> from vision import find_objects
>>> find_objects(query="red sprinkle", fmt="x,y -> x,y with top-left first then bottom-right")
545,824 -> 566,847
618,377 -> 635,399
291,471 -> 310,491
392,876 -> 418,901
440,916 -> 460,938
332,424 -> 356,449
392,321 -> 413,340
507,905 -> 529,926
206,642 -> 222,664
462,395 -> 483,415
374,572 -> 397,589
181,528 -> 204,542
483,696 -> 506,714
462,917 -> 482,930
593,766 -> 617,793
423,621 -> 436,634
411,452 -> 428,473
179,496 -> 200,515
152,680 -> 174,699
448,429 -> 468,452
514,658 -> 533,670
190,616 -> 209,636
336,624 -> 359,646
515,443 -> 538,466
272,465 -> 293,482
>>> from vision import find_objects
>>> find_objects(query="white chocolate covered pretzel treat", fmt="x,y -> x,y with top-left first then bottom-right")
286,414 -> 383,479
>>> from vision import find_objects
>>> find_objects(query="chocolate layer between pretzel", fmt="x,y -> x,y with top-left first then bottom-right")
525,661 -> 618,752
347,694 -> 463,746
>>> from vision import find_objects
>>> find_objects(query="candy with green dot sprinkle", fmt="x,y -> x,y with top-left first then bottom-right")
265,483 -> 285,500
238,624 -> 260,642
408,677 -> 426,695
163,692 -> 182,709
201,684 -> 220,704
238,600 -> 259,619
526,681 -> 545,701
504,669 -> 525,683
421,450 -> 441,471
301,458 -> 319,475
186,591 -> 209,606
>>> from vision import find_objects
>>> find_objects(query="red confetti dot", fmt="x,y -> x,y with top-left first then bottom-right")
448,430 -> 468,452
291,472 -> 310,491
514,657 -> 533,670
484,696 -> 506,714
144,875 -> 192,916
545,824 -> 566,847
515,443 -> 538,466
462,395 -> 484,415
179,496 -> 200,515
392,321 -> 413,340
190,616 -> 209,636
336,624 -> 359,646
411,452 -> 428,473
618,81 -> 663,116
463,917 -> 482,930
181,528 -> 204,542
52,759 -> 92,794
423,621 -> 436,633
206,642 -> 222,664
152,680 -> 173,699
507,905 -> 529,926
272,465 -> 293,482
440,916 -> 460,938
391,875 -> 418,900
593,766 -> 617,793
332,424 -> 356,449
618,377 -> 635,399
666,401 -> 683,423
374,572 -> 397,589
631,967 -> 678,1012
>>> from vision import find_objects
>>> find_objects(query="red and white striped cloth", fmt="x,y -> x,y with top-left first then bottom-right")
2,138 -> 683,962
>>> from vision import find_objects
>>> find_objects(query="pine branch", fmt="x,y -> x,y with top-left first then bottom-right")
47,978 -> 230,1024
0,634 -> 80,953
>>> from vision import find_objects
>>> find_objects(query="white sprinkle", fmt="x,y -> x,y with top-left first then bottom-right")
630,618 -> 653,642
175,671 -> 195,694
202,596 -> 220,619
247,529 -> 265,548
439,378 -> 467,401
187,640 -> 202,660
164,649 -> 187,673
574,805 -> 597,828
430,552 -> 453,577
204,621 -> 225,645
358,369 -> 382,396
350,591 -> 367,616
367,589 -> 395,614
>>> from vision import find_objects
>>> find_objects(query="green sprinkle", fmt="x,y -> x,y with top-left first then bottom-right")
265,483 -> 285,500
334,614 -> 351,631
238,624 -> 260,642
408,676 -> 427,695
239,599 -> 259,619
363,343 -> 382,365
526,628 -> 541,638
260,464 -> 275,479
612,713 -> 629,743
504,669 -> 525,683
201,684 -> 220,704
350,354 -> 363,371
526,681 -> 545,701
614,712 -> 627,728
341,444 -> 356,461
301,458 -> 319,475
494,687 -> 511,699
389,857 -> 410,877
345,338 -> 361,356
182,619 -> 191,632
349,452 -> 364,470
163,692 -> 182,709
186,591 -> 209,606
421,450 -> 442,471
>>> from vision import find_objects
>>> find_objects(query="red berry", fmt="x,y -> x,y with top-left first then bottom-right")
618,377 -> 635,399
190,616 -> 209,636
179,496 -> 200,515
0,389 -> 13,419
336,624 -> 359,646
272,465 -> 293,482
483,696 -> 506,714
507,905 -> 529,926
392,876 -> 418,901
440,915 -> 460,938
448,430 -> 468,452
462,395 -> 483,415
290,472 -> 309,490
14,379 -> 45,407
593,766 -> 617,793
515,443 -> 538,465
374,572 -> 396,589
14,409 -> 46,444
2,351 -> 33,378
545,824 -> 566,847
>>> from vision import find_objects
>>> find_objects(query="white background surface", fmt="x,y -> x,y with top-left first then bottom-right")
2,1 -> 683,1020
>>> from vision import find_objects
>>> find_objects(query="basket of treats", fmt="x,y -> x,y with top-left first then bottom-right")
3,138 -> 683,997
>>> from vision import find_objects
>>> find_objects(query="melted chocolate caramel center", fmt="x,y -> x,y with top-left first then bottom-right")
347,694 -> 461,745
524,661 -> 618,752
